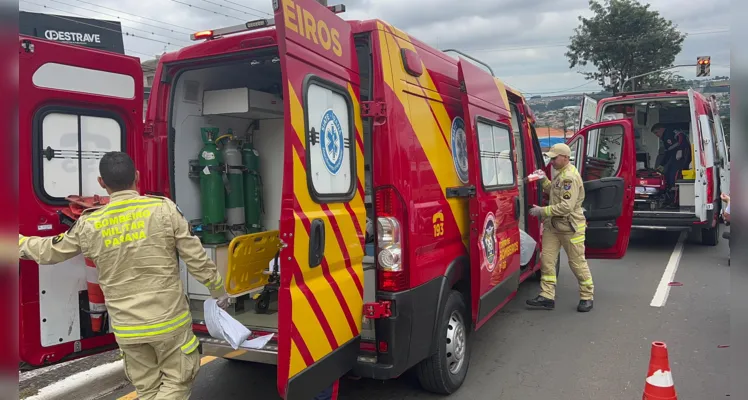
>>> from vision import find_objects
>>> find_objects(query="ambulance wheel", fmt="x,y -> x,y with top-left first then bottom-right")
532,254 -> 560,280
701,225 -> 719,246
416,290 -> 470,394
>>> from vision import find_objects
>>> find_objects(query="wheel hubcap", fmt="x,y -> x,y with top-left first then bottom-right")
445,310 -> 466,375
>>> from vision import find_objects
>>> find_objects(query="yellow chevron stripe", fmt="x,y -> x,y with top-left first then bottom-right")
493,77 -> 511,111
292,153 -> 362,343
289,269 -> 332,361
289,339 -> 307,378
377,23 -> 469,246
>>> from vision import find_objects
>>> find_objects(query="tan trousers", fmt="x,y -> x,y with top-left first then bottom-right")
539,227 -> 594,301
119,328 -> 201,400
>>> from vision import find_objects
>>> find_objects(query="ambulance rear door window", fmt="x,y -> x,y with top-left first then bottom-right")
33,106 -> 125,204
303,76 -> 356,203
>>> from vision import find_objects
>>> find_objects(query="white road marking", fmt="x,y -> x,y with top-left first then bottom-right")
650,231 -> 687,308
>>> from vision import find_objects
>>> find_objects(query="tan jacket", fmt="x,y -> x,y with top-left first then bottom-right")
540,164 -> 587,234
19,190 -> 226,344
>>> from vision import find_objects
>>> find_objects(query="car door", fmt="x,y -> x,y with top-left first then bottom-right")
709,97 -> 730,196
564,119 -> 636,259
273,1 -> 366,398
578,94 -> 599,130
18,35 -> 143,368
452,59 -> 520,330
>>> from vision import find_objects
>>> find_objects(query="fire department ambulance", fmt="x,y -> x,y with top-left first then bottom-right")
577,88 -> 729,245
18,1 -> 636,397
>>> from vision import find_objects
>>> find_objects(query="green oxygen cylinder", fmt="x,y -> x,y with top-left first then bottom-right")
199,127 -> 227,244
242,139 -> 264,233
218,130 -> 246,234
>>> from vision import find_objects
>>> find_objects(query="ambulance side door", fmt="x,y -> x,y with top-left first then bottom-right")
273,1 -> 365,398
18,36 -> 143,368
565,119 -> 636,259
454,59 -> 521,330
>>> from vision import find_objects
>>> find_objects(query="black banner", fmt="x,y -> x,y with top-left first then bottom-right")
20,11 -> 125,54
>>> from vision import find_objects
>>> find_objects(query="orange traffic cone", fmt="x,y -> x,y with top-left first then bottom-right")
84,258 -> 107,332
643,341 -> 677,400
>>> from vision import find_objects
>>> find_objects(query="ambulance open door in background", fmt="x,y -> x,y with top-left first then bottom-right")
18,35 -> 144,368
453,58 -> 521,330
564,119 -> 636,259
273,0 -> 366,398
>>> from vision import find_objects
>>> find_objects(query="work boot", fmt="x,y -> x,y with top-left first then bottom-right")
577,299 -> 593,312
722,231 -> 730,241
526,295 -> 555,310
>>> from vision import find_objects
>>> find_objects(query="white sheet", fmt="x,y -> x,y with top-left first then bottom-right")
204,298 -> 251,350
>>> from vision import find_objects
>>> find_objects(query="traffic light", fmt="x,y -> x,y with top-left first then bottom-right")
697,56 -> 711,77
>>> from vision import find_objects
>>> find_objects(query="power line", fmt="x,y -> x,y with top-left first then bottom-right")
21,1 -> 185,48
220,0 -> 271,16
166,0 -> 246,22
35,0 -> 192,45
197,0 -> 265,18
456,28 -> 729,54
71,0 -> 199,32
47,0 -> 194,37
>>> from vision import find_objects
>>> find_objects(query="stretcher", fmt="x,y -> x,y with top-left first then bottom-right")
225,230 -> 284,314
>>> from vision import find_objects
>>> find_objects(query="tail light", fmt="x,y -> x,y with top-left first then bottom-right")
375,186 -> 408,292
705,168 -> 714,204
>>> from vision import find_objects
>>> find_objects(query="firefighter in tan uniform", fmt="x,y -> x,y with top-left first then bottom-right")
525,143 -> 594,312
18,152 -> 230,400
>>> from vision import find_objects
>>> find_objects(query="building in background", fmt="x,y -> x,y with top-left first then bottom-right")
20,11 -> 125,54
142,58 -> 159,118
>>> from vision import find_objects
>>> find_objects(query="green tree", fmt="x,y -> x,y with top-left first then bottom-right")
566,0 -> 687,93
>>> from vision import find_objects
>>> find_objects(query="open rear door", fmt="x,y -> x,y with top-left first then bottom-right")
578,94 -> 599,131
688,89 -> 708,222
273,1 -> 365,398
18,35 -> 143,368
452,59 -> 521,330
564,119 -> 635,259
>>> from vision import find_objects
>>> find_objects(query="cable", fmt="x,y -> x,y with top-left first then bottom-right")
21,1 -> 185,48
71,0 -> 198,32
220,0 -> 271,16
47,0 -> 194,38
198,0 -> 265,18
166,0 -> 246,22
37,0 -> 192,45
459,28 -> 729,54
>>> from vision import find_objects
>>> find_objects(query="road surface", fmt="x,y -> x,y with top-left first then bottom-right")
27,229 -> 731,400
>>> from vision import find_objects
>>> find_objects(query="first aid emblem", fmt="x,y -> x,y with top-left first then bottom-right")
320,109 -> 345,175
451,117 -> 470,184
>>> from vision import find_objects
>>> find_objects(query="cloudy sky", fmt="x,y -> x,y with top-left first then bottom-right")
20,0 -> 730,95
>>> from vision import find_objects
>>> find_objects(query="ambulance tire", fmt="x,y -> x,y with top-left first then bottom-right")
532,254 -> 560,281
701,225 -> 719,246
416,290 -> 470,394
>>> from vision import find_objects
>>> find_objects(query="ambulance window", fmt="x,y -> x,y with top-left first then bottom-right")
34,108 -> 124,204
476,119 -> 515,189
304,78 -> 356,202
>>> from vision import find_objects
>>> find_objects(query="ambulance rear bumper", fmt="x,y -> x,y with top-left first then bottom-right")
632,208 -> 714,231
352,276 -> 443,380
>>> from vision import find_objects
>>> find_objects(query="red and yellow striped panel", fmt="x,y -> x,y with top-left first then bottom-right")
281,70 -> 366,381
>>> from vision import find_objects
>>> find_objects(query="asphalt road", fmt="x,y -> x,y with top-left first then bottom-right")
46,228 -> 732,400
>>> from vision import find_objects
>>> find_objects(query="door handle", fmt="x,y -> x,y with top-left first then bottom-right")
309,219 -> 326,268
514,196 -> 521,221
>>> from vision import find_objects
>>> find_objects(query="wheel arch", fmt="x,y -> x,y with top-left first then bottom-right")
430,255 -> 470,354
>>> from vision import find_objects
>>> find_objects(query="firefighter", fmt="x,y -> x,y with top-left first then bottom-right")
652,122 -> 691,205
525,143 -> 594,312
18,152 -> 230,400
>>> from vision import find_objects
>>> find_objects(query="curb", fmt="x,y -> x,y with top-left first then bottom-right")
24,360 -> 129,400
